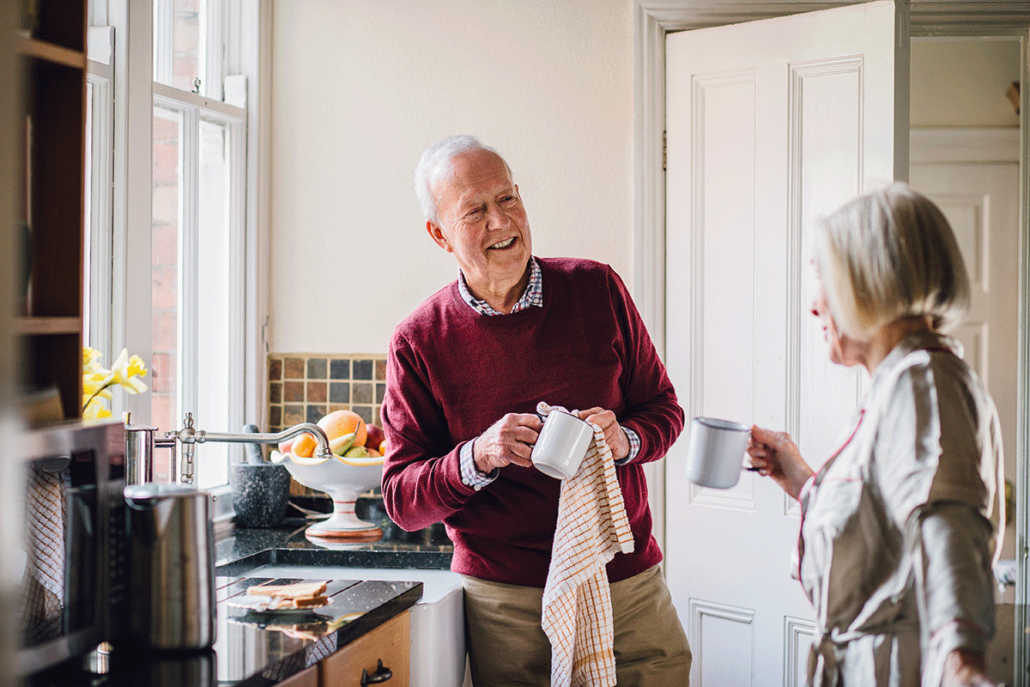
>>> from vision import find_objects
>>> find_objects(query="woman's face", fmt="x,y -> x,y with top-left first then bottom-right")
811,274 -> 864,368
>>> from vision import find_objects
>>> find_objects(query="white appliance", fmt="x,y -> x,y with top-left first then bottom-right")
244,565 -> 465,686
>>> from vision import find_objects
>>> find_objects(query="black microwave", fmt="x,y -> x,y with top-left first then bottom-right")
16,419 -> 128,678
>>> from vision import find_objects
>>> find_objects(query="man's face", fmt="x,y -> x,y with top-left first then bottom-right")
427,149 -> 532,295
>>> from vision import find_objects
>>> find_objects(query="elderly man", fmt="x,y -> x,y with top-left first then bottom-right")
381,135 -> 691,686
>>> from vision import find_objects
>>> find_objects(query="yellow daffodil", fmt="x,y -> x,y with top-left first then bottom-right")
109,348 -> 149,394
83,346 -> 103,371
82,347 -> 149,418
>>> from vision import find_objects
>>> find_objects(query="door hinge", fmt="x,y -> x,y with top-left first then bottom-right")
662,131 -> 667,172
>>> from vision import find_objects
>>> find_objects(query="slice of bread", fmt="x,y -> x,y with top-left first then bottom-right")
262,595 -> 329,610
247,580 -> 328,600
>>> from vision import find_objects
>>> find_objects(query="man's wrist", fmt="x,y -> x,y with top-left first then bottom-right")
460,439 -> 497,490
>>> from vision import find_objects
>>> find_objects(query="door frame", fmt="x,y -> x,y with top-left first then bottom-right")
634,0 -> 1030,679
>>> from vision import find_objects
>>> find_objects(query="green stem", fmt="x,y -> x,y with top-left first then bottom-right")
82,381 -> 114,412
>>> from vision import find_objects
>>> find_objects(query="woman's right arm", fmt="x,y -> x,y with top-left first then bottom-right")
746,426 -> 814,500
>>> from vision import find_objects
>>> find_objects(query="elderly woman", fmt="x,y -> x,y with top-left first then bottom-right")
747,183 -> 1004,687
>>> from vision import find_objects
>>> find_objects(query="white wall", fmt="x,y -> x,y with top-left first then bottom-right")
270,0 -> 634,355
911,38 -> 1021,128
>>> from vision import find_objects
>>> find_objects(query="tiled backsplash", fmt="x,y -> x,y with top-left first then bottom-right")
267,354 -> 387,434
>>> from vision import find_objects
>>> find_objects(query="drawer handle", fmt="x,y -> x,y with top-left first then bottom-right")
361,659 -> 393,685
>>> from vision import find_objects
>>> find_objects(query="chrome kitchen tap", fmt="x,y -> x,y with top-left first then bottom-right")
167,412 -> 332,484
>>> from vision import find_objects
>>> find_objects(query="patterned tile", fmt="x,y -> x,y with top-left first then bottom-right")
307,358 -> 327,379
330,359 -> 350,380
267,353 -> 388,479
283,358 -> 305,379
307,381 -> 327,404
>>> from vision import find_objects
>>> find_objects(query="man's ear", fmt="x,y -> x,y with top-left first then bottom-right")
427,220 -> 453,253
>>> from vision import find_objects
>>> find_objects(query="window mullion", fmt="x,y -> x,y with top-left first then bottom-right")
227,115 -> 246,439
178,102 -> 201,428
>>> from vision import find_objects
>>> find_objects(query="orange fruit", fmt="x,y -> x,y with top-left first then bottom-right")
378,439 -> 387,454
318,410 -> 367,446
292,433 -> 317,458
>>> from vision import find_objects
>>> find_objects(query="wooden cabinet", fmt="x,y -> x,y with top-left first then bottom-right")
12,0 -> 87,422
278,664 -> 319,687
320,610 -> 411,687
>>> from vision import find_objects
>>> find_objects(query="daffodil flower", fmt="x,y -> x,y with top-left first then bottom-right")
82,347 -> 149,418
109,348 -> 149,394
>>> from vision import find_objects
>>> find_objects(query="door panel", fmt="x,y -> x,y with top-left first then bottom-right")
909,155 -> 1020,568
665,3 -> 908,684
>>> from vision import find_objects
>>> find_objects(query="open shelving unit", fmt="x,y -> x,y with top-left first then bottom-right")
13,0 -> 88,422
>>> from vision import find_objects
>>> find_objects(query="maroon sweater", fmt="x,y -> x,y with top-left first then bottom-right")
381,257 -> 684,587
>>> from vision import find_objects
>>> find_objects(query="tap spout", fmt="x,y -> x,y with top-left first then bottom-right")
179,421 -> 332,460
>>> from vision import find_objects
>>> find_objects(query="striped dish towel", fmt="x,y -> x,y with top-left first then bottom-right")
539,402 -> 635,687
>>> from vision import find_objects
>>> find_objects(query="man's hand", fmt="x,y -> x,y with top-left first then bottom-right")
578,407 -> 630,462
472,413 -> 543,474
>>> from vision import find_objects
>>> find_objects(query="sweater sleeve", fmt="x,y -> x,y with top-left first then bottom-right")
605,267 -> 685,464
380,328 -> 480,532
917,503 -> 996,687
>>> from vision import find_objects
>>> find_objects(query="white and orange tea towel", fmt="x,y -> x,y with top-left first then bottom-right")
538,402 -> 635,687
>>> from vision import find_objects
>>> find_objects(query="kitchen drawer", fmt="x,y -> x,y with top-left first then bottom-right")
278,664 -> 318,687
320,610 -> 410,687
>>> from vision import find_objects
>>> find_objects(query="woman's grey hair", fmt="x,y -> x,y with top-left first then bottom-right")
414,135 -> 512,224
812,182 -> 970,338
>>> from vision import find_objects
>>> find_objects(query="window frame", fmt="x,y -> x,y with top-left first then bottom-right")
152,83 -> 247,495
93,0 -> 266,516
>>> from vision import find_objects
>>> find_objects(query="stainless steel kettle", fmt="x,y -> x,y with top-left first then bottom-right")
125,483 -> 216,651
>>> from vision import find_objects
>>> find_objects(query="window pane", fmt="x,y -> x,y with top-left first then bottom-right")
195,118 -> 231,489
154,0 -> 208,94
151,105 -> 181,482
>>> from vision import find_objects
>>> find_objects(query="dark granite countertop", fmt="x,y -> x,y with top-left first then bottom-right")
216,514 -> 454,575
27,498 -> 454,687
28,574 -> 422,687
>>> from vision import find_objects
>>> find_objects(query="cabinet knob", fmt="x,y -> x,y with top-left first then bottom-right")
360,658 -> 393,685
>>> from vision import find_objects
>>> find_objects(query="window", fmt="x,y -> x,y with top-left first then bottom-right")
150,90 -> 245,487
85,0 -> 254,498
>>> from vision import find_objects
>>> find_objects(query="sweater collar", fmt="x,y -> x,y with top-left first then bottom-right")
457,257 -> 543,316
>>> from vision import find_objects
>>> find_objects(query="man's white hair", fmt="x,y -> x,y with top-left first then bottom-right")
414,135 -> 512,224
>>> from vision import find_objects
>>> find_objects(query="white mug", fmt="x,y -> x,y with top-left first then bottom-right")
684,417 -> 751,489
532,410 -> 594,480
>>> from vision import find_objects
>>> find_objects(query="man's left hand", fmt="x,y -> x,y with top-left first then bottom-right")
578,407 -> 630,461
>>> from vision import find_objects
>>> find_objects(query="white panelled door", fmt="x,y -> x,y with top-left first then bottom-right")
909,134 -> 1021,569
664,3 -> 909,685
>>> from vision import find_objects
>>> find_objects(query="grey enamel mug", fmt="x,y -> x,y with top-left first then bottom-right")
684,417 -> 751,489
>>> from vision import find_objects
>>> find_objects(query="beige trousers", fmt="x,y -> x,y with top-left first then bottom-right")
462,565 -> 691,686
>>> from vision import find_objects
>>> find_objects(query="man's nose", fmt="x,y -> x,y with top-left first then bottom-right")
485,203 -> 511,229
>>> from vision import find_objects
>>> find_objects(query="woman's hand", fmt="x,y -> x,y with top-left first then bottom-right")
746,426 -> 814,500
943,649 -> 999,686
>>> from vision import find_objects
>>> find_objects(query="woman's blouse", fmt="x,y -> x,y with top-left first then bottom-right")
799,331 -> 1004,687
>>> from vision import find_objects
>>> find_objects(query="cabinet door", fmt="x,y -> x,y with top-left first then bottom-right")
321,610 -> 410,687
279,665 -> 318,687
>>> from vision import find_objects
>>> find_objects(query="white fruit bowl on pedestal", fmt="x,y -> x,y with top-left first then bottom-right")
274,451 -> 385,542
